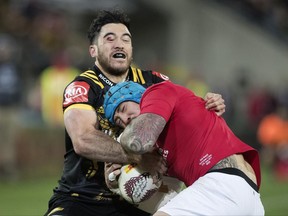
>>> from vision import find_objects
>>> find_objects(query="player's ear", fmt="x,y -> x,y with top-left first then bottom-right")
89,45 -> 98,58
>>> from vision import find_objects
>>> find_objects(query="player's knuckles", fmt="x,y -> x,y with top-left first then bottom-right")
114,169 -> 121,176
112,164 -> 122,169
105,162 -> 112,168
109,163 -> 122,170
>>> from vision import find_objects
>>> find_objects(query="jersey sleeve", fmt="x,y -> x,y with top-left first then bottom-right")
131,67 -> 169,87
140,81 -> 176,122
151,71 -> 170,83
63,80 -> 96,112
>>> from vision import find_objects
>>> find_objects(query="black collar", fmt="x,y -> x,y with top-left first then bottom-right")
92,65 -> 131,87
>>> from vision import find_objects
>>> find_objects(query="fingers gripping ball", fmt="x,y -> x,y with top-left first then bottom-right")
118,164 -> 162,204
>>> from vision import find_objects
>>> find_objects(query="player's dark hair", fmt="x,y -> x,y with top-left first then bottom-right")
87,9 -> 131,44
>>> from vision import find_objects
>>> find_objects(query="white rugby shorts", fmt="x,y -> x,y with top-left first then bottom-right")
157,171 -> 265,216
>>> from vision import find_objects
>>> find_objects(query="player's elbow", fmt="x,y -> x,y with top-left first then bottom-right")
72,135 -> 89,156
73,141 -> 84,156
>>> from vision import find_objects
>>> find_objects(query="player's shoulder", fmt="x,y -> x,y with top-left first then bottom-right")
69,69 -> 104,89
143,81 -> 173,98
131,66 -> 169,81
131,65 -> 152,74
151,80 -> 174,89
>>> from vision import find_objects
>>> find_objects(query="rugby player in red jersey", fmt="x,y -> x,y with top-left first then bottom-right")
104,81 -> 265,216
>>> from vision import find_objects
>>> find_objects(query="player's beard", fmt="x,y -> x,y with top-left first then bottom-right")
97,51 -> 132,76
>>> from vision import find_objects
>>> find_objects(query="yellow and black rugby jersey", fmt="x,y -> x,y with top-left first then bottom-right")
54,65 -> 169,202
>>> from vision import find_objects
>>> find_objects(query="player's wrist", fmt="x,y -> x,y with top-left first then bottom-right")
126,153 -> 141,164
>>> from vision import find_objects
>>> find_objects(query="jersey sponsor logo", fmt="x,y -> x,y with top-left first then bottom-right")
156,144 -> 169,161
63,81 -> 89,107
152,71 -> 169,80
199,154 -> 212,166
98,73 -> 114,86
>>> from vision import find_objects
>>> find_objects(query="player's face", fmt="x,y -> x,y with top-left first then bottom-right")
114,101 -> 140,128
93,23 -> 133,76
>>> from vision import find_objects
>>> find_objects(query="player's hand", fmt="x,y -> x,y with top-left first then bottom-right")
104,162 -> 122,191
204,92 -> 226,116
137,149 -> 167,176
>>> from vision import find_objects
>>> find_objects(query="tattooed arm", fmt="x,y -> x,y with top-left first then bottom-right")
120,113 -> 166,154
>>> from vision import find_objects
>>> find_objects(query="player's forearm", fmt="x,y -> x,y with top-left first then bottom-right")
120,113 -> 166,154
74,130 -> 138,164
65,108 -> 137,164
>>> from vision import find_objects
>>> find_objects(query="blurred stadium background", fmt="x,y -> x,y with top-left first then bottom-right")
0,0 -> 288,215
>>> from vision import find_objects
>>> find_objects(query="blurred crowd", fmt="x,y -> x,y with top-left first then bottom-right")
0,0 -> 89,124
0,0 -> 87,179
0,0 -> 287,180
215,0 -> 288,43
212,0 -> 288,180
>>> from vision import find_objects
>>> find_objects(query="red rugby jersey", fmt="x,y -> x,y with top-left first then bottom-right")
140,81 -> 261,187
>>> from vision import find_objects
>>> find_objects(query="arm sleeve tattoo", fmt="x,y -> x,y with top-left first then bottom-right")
120,113 -> 166,154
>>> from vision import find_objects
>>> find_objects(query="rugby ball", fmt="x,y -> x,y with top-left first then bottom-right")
118,164 -> 162,204
138,176 -> 184,213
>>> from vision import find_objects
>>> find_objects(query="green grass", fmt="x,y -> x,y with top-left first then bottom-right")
260,166 -> 288,216
0,177 -> 56,216
0,167 -> 287,216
